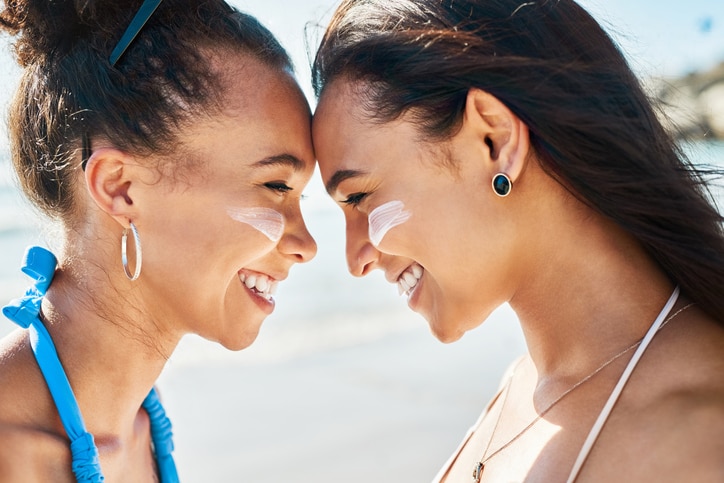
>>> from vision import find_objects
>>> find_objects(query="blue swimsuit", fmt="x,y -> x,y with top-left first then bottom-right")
3,246 -> 179,483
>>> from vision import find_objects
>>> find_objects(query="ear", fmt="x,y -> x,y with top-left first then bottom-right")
84,147 -> 140,226
463,88 -> 530,183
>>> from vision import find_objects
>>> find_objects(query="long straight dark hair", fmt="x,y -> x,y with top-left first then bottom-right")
312,0 -> 724,324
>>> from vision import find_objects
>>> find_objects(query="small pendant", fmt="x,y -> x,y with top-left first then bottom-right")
472,462 -> 484,482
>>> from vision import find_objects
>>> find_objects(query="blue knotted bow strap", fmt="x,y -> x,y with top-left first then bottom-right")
3,246 -> 104,482
3,247 -> 178,482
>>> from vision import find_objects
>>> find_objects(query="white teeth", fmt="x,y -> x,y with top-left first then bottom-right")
399,278 -> 410,292
245,275 -> 257,289
396,263 -> 424,296
402,272 -> 416,287
412,264 -> 423,279
240,272 -> 275,301
255,277 -> 269,293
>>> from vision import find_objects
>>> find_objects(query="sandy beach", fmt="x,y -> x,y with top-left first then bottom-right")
157,306 -> 526,483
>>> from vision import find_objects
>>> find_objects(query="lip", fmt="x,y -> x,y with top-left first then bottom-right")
239,268 -> 287,283
245,284 -> 275,314
238,268 -> 283,315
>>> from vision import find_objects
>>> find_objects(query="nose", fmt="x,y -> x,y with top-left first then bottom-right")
346,218 -> 380,277
278,212 -> 317,263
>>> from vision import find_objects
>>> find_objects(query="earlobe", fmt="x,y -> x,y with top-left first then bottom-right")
84,147 -> 138,222
465,88 -> 530,185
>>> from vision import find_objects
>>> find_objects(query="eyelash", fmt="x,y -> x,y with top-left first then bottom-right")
265,182 -> 293,194
342,192 -> 367,206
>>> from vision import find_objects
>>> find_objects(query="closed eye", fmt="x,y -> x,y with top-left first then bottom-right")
265,182 -> 293,194
341,192 -> 367,206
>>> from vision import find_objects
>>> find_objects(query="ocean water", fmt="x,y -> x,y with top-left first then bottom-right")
1,140 -> 723,365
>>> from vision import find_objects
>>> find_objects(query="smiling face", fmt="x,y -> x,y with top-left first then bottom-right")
313,80 -> 529,342
130,56 -> 317,350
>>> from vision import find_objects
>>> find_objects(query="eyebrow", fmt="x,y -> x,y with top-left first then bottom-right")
253,154 -> 306,172
325,169 -> 368,195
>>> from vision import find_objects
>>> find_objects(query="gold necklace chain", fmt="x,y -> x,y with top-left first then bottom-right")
472,302 -> 695,483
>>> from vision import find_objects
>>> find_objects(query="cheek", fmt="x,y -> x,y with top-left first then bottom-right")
226,206 -> 285,242
367,200 -> 412,247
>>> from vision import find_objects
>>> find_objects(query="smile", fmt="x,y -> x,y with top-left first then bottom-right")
239,271 -> 278,301
397,262 -> 424,296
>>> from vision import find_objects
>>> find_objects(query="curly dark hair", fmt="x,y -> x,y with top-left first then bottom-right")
1,0 -> 291,219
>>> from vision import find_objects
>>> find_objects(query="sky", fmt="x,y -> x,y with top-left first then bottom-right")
0,0 -> 722,140
231,0 -> 724,100
2,1 -> 724,99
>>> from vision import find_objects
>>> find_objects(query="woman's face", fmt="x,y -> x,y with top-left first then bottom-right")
135,58 -> 317,350
313,81 -> 521,342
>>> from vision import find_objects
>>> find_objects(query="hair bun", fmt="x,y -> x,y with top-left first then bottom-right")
0,0 -> 84,66
0,0 -> 137,67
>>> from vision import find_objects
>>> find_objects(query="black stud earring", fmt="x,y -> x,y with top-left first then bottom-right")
492,173 -> 512,197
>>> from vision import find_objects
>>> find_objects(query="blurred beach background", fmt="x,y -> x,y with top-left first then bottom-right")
0,1 -> 723,481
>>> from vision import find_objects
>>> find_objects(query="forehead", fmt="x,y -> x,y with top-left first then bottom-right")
313,79 -> 423,181
180,55 -> 315,177
221,55 -> 311,132
313,79 -> 365,141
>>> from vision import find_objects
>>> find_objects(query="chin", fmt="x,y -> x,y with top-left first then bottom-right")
426,315 -> 467,343
432,328 -> 466,344
213,325 -> 262,352
218,338 -> 256,352
425,306 -> 489,344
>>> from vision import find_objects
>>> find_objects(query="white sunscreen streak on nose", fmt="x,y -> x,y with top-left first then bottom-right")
368,200 -> 411,247
227,207 -> 285,243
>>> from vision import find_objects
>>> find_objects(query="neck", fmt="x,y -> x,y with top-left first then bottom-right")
40,257 -> 180,439
508,198 -> 673,384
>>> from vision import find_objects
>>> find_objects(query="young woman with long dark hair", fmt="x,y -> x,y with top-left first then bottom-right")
312,1 -> 724,480
0,0 -> 316,480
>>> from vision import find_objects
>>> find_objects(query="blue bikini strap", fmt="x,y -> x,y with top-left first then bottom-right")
2,246 -> 104,482
143,388 -> 179,483
3,246 -> 179,482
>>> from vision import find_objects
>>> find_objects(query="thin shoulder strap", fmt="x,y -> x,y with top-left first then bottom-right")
143,388 -> 180,483
3,247 -> 104,482
566,286 -> 680,482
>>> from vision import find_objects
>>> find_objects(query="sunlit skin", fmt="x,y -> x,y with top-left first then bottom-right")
313,79 -> 724,481
0,55 -> 317,482
314,80 -> 544,344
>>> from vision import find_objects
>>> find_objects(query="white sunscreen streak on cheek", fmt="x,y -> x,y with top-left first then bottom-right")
368,200 -> 412,247
226,207 -> 285,243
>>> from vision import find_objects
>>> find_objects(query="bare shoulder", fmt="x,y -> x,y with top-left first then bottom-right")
0,331 -> 73,482
0,424 -> 74,482
0,330 -> 47,419
627,380 -> 724,481
613,308 -> 724,479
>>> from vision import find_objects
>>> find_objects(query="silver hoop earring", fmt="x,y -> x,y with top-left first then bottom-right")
492,173 -> 512,197
122,221 -> 142,281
